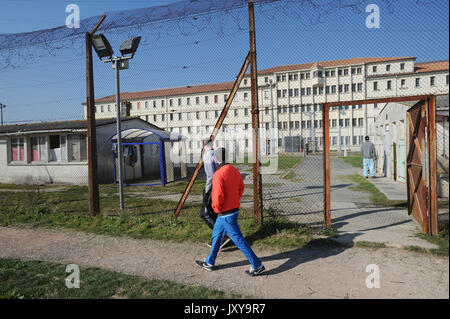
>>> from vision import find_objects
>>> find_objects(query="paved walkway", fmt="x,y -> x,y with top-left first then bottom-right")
0,226 -> 448,299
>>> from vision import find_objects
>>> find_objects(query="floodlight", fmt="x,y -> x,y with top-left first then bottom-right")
119,36 -> 141,57
91,34 -> 114,60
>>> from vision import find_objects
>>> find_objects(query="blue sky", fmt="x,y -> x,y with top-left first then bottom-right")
0,0 -> 448,124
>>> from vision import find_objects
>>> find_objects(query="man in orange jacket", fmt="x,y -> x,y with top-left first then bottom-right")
196,147 -> 265,276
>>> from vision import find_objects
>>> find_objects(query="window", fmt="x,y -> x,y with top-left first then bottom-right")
446,75 -> 449,85
264,77 -> 268,83
372,66 -> 377,73
358,118 -> 364,126
244,92 -> 249,101
357,67 -> 362,74
187,97 -> 190,105
30,137 -> 45,162
415,78 -> 420,88
343,69 -> 348,75
345,119 -> 350,127
67,134 -> 87,162
338,85 -> 343,93
49,135 -> 62,162
332,119 -> 337,128
387,80 -> 392,90
161,100 -> 165,107
214,95 -> 218,103
196,111 -> 200,120
386,64 -> 391,72
305,73 -> 310,79
400,63 -> 405,70
178,113 -> 182,120
351,83 -> 356,92
330,70 -> 336,77
178,98 -> 182,106
301,88 -> 305,96
331,85 -> 336,94
195,97 -> 200,105
401,79 -> 406,88
344,84 -> 349,92
430,76 -> 435,86
306,88 -> 311,95
205,96 -> 209,104
10,138 -> 25,162
244,108 -> 249,116
215,110 -> 219,118
294,88 -> 299,96
352,118 -> 357,127
169,99 -> 173,107
224,94 -> 228,102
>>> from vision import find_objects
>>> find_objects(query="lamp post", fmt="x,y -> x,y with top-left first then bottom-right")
91,34 -> 141,210
0,103 -> 5,125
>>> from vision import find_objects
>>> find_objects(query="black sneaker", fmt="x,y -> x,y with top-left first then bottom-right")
245,265 -> 265,276
195,260 -> 215,271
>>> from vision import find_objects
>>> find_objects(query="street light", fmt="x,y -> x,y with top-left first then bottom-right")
0,103 -> 5,126
92,34 -> 141,210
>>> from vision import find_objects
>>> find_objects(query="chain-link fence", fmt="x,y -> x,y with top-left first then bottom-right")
0,0 -> 448,232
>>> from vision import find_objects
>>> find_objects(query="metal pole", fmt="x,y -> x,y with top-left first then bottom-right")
322,103 -> 331,228
114,60 -> 125,210
269,80 -> 275,155
0,103 -> 5,125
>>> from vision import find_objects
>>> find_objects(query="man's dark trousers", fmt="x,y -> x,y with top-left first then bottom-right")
200,189 -> 217,230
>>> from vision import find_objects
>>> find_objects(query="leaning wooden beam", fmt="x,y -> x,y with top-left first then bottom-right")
174,52 -> 251,219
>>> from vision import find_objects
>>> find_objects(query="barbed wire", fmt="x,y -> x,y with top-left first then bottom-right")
1,0 -> 434,70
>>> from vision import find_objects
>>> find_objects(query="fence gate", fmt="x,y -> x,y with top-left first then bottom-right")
406,97 -> 438,235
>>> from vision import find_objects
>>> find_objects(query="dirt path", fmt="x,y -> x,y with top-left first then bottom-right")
0,226 -> 448,299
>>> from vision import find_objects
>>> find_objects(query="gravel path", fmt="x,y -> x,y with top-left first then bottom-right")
0,226 -> 448,299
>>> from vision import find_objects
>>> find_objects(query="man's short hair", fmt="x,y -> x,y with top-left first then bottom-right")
214,147 -> 226,163
365,136 -> 370,141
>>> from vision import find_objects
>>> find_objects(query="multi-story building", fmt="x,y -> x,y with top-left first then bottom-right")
86,57 -> 449,154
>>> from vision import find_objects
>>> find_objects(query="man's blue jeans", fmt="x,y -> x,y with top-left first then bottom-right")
205,211 -> 262,269
363,158 -> 375,177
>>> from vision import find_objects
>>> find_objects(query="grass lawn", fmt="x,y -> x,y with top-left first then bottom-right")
337,154 -> 363,169
338,174 -> 407,207
0,184 -> 334,250
0,258 -> 243,299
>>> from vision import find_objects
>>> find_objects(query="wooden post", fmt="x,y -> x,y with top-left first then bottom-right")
85,15 -> 106,216
427,95 -> 439,235
322,103 -> 331,228
174,54 -> 251,219
248,0 -> 263,225
85,32 -> 100,216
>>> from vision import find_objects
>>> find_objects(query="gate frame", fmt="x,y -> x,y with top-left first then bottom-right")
322,95 -> 438,235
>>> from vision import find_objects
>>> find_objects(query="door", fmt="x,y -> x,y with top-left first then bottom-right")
406,98 -> 438,235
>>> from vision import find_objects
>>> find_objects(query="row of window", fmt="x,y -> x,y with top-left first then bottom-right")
96,73 -> 449,114
373,75 -> 449,91
274,67 -> 364,83
8,134 -> 87,164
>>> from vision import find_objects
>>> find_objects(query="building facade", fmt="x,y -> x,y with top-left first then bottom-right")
87,57 -> 449,154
